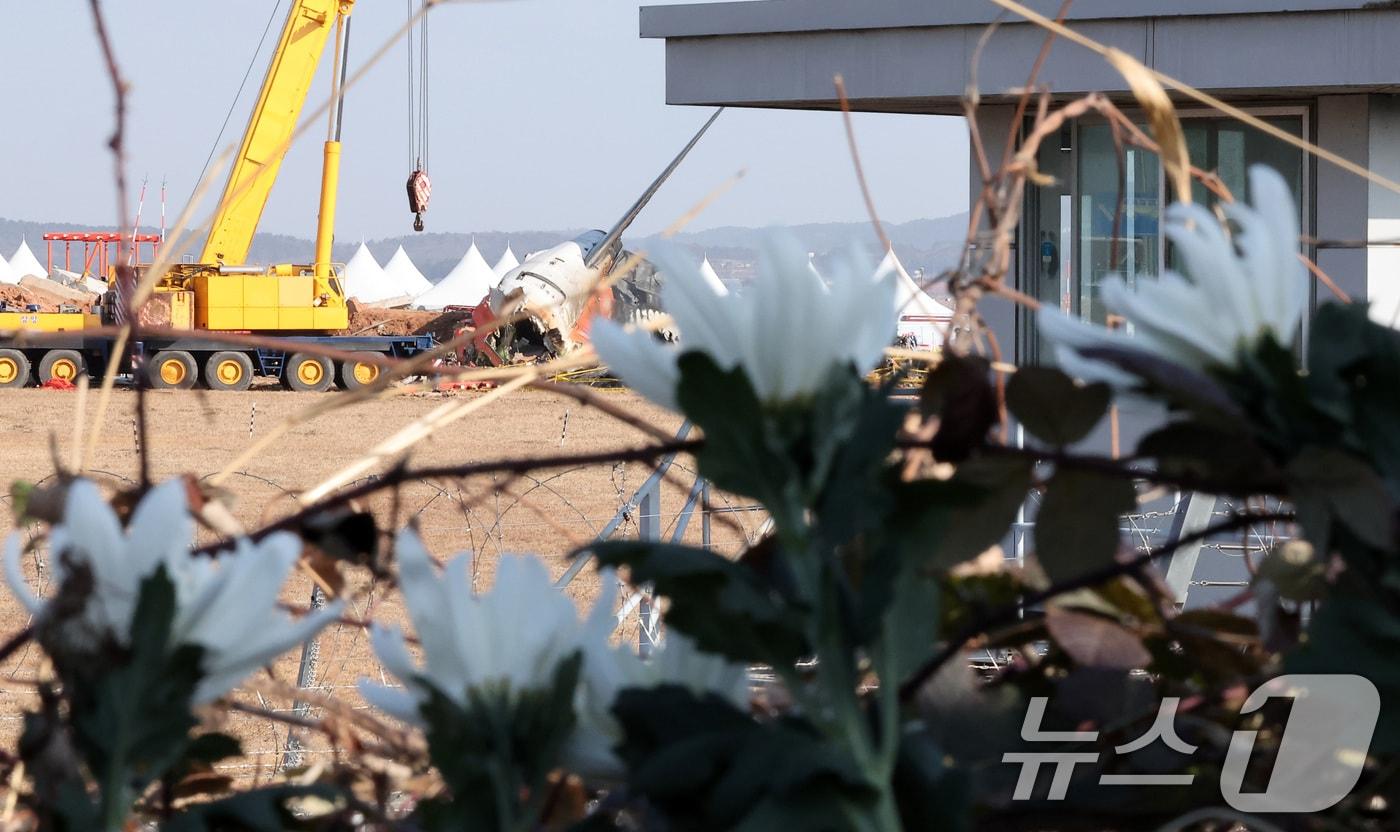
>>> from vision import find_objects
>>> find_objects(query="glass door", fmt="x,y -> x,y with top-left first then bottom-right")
1023,109 -> 1307,364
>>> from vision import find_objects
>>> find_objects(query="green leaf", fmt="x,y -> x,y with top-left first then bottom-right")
1286,596 -> 1400,752
1077,344 -> 1247,426
1309,302 -> 1400,496
675,352 -> 801,521
1034,470 -> 1137,584
58,567 -> 205,827
920,354 -> 998,462
891,731 -> 971,832
880,569 -> 941,690
814,377 -> 906,546
1255,541 -> 1328,602
588,541 -> 808,666
612,685 -> 875,829
1006,367 -> 1110,447
897,456 -> 1034,571
9,480 -> 34,525
1286,446 -> 1394,553
417,652 -> 583,831
1137,420 -> 1283,496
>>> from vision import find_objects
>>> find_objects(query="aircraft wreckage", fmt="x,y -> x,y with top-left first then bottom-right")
464,109 -> 723,365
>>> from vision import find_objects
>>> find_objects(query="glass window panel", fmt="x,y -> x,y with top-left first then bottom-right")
1169,115 -> 1304,272
1024,112 -> 1307,366
1025,128 -> 1075,364
1077,124 -> 1161,327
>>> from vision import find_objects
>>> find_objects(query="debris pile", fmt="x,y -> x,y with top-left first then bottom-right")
344,298 -> 470,341
0,281 -> 99,313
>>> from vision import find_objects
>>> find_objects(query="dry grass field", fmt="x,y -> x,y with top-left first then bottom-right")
0,385 -> 766,781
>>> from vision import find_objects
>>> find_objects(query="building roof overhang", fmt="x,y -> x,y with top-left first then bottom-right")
642,1 -> 1400,114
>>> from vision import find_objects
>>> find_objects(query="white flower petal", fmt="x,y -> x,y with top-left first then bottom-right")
124,479 -> 194,578
591,319 -> 681,412
1041,165 -> 1305,382
3,534 -> 43,617
394,529 -> 471,693
357,680 -> 425,726
369,623 -> 420,685
654,247 -> 742,368
194,600 -> 345,705
180,535 -> 298,653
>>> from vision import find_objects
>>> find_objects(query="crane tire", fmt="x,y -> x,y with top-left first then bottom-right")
37,350 -> 87,385
0,349 -> 31,388
145,350 -> 198,390
283,352 -> 334,392
204,351 -> 254,392
336,352 -> 385,391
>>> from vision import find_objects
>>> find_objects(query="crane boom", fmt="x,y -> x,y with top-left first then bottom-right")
200,0 -> 353,266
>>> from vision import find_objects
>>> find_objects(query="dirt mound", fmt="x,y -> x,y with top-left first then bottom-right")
344,298 -> 470,341
0,285 -> 61,313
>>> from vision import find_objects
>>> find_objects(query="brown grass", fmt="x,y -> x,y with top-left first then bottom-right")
0,386 -> 765,781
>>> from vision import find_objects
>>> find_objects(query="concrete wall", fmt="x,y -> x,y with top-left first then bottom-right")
1368,96 -> 1400,324
1316,95 -> 1370,307
653,9 -> 1400,113
969,105 -> 1020,366
643,0 -> 1376,39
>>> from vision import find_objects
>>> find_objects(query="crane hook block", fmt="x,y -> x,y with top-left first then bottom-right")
407,168 -> 432,232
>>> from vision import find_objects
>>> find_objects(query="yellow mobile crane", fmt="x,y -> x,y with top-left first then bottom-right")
0,0 -> 435,392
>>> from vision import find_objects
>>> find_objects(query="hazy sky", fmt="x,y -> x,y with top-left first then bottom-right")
0,1 -> 969,240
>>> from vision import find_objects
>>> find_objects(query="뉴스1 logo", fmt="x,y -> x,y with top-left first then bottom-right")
1003,674 -> 1379,813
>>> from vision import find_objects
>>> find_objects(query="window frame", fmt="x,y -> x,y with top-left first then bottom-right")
1018,102 -> 1316,364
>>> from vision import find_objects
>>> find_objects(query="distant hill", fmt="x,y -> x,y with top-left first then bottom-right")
0,214 -> 968,282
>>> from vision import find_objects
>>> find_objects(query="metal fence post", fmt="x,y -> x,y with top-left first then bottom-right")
701,481 -> 712,551
637,482 -> 660,659
282,585 -> 325,769
1162,492 -> 1218,606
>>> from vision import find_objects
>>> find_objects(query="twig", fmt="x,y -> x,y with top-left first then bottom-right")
834,75 -> 891,252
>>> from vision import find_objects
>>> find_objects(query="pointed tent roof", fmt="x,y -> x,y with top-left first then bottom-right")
417,242 -> 496,310
492,244 -> 520,278
9,239 -> 46,281
0,250 -> 17,286
699,256 -> 722,290
878,249 -> 954,320
341,242 -> 400,303
384,245 -> 434,298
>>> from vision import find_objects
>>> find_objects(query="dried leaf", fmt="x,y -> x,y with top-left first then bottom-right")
1105,48 -> 1191,205
1045,606 -> 1152,670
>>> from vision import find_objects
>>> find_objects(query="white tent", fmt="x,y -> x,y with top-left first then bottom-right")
0,251 -> 17,286
492,244 -> 520,278
384,245 -> 434,298
699,256 -> 722,290
416,242 -> 496,310
878,249 -> 954,349
9,239 -> 47,281
340,242 -> 401,303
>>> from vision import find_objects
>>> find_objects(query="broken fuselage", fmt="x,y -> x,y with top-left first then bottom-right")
480,230 -> 669,361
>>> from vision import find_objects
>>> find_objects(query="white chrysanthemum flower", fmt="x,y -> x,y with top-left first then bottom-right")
1037,165 -> 1306,385
3,478 -> 343,704
592,238 -> 898,410
566,631 -> 749,780
358,528 -> 617,725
